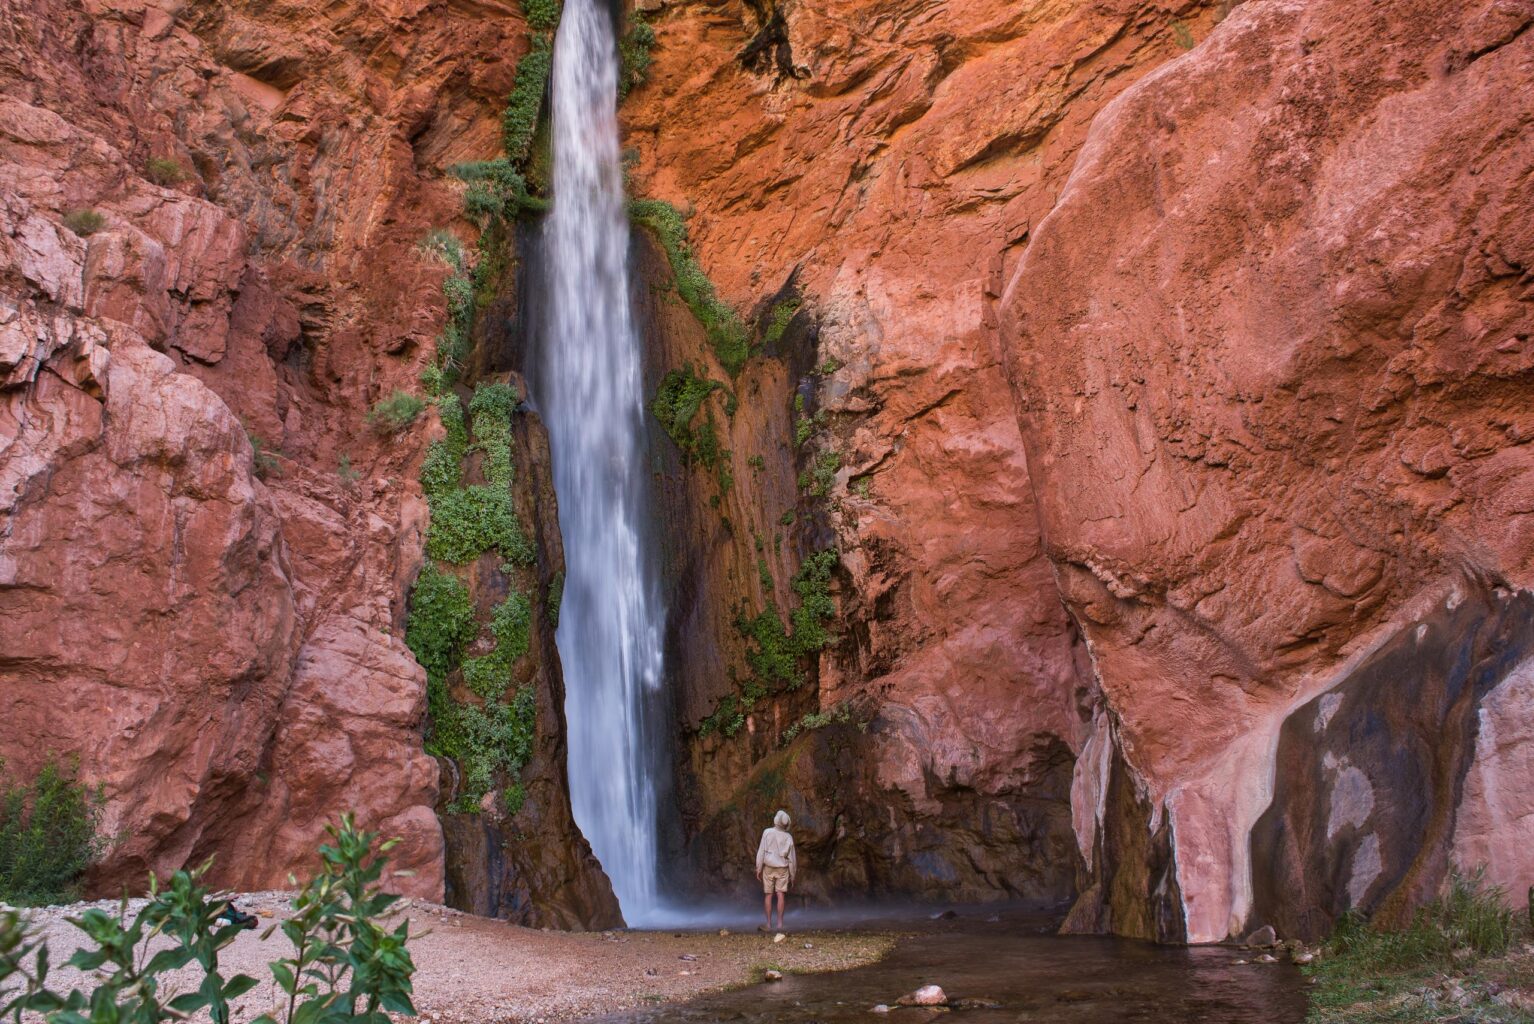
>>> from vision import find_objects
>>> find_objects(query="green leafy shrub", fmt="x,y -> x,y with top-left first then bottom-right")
699,693 -> 746,738
0,759 -> 104,905
0,816 -> 416,1024
629,198 -> 749,374
338,454 -> 361,485
246,429 -> 282,480
421,396 -> 469,496
618,12 -> 656,99
804,448 -> 841,497
145,157 -> 186,186
420,229 -> 466,272
704,551 -> 838,736
405,563 -> 476,687
651,365 -> 720,459
421,384 -> 533,566
61,209 -> 105,237
782,700 -> 859,745
451,160 -> 547,222
789,550 -> 837,653
461,592 -> 532,700
523,0 -> 560,32
425,486 -> 533,565
367,391 -> 426,434
430,687 -> 536,813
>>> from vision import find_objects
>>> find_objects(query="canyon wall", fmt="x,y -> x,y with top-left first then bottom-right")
2,0 -> 1529,944
0,0 -> 617,916
621,0 -> 1227,915
999,0 -> 1534,941
630,0 -> 1534,941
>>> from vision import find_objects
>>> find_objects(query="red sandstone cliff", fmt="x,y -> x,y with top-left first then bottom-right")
999,0 -> 1534,941
626,0 -> 1534,940
0,0 -> 524,897
3,0 -> 1531,945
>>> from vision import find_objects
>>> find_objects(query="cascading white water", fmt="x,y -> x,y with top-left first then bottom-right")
539,0 -> 668,923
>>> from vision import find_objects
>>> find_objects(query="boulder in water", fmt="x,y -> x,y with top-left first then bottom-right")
764,970 -> 784,982
897,985 -> 947,1006
871,1006 -> 890,1015
1243,925 -> 1278,948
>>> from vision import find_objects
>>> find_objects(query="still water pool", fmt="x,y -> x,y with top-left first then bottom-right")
590,911 -> 1307,1023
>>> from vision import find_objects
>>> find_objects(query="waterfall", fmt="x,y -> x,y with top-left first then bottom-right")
536,0 -> 669,923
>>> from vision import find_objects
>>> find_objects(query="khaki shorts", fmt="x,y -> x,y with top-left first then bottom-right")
761,866 -> 791,894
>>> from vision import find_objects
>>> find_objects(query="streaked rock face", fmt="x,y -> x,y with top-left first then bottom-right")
1000,0 -> 1534,941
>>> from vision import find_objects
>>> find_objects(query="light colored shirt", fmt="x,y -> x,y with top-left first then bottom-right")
756,825 -> 797,876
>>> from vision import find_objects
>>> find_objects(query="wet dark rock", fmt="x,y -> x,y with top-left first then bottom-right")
1243,925 -> 1278,948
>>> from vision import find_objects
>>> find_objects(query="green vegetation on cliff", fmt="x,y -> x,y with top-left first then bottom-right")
650,364 -> 735,497
628,198 -> 749,375
618,12 -> 656,99
0,759 -> 104,905
408,382 -> 540,815
502,36 -> 554,169
700,550 -> 839,738
651,365 -> 720,458
462,593 -> 533,700
367,390 -> 426,434
420,385 -> 534,567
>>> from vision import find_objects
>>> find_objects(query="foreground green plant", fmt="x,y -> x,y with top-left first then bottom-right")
0,815 -> 415,1024
0,759 -> 105,906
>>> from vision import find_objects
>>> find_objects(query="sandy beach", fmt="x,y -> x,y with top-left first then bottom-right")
10,893 -> 894,1023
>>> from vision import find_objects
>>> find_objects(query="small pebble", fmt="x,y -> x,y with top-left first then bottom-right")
872,1005 -> 890,1014
773,932 -> 786,943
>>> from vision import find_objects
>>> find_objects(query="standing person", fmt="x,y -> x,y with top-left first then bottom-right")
755,809 -> 797,932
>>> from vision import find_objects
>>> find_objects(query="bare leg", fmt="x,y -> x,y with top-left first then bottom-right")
763,892 -> 772,929
775,891 -> 786,930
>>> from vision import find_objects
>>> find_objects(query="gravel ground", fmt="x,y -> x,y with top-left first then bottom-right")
5,892 -> 895,1024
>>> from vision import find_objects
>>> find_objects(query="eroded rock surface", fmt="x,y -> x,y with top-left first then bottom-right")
1000,0 -> 1534,940
0,0 -> 537,901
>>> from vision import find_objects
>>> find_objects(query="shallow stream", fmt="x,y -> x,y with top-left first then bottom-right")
591,911 -> 1308,1023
